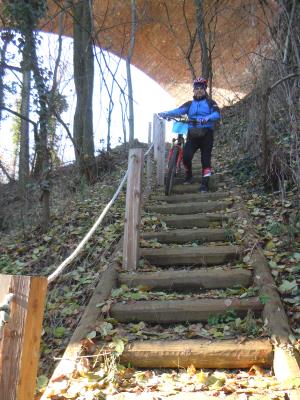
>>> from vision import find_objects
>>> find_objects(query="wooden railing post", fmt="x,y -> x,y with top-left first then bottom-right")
153,114 -> 165,186
146,122 -> 153,195
123,148 -> 144,270
0,274 -> 47,400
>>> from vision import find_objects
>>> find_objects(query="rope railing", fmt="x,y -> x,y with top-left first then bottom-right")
47,142 -> 154,284
47,168 -> 129,284
0,293 -> 14,337
144,142 -> 154,157
0,141 -> 155,400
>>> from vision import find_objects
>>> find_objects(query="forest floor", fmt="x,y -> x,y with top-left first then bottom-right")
0,106 -> 300,399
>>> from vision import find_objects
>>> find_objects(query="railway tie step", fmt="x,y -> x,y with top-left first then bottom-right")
119,338 -> 273,369
152,191 -> 229,203
141,245 -> 241,266
141,228 -> 229,244
110,297 -> 263,323
119,268 -> 252,290
145,200 -> 233,215
172,181 -> 226,194
153,213 -> 231,229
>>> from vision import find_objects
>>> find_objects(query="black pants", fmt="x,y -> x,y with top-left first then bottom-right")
183,128 -> 214,177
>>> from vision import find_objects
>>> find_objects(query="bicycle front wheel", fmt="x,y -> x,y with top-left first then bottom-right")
165,146 -> 178,196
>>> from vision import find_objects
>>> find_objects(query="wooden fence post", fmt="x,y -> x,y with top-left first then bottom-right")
123,148 -> 144,270
153,114 -> 165,186
146,122 -> 152,195
153,114 -> 158,161
0,274 -> 47,400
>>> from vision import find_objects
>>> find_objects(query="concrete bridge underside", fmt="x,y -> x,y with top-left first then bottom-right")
44,0 -> 274,105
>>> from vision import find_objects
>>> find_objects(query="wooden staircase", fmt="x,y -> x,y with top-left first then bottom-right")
108,171 -> 275,370
42,158 -> 300,400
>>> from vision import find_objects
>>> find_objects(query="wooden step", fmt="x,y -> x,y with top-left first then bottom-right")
154,213 -> 230,229
172,181 -> 227,194
146,200 -> 232,215
141,228 -> 228,244
141,245 -> 241,266
119,268 -> 252,290
111,297 -> 262,323
152,191 -> 229,203
174,173 -> 224,185
120,338 -> 273,369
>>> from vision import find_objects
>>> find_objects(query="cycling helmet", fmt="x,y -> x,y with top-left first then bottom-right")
193,77 -> 207,89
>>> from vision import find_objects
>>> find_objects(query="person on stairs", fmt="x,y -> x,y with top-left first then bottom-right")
158,77 -> 221,193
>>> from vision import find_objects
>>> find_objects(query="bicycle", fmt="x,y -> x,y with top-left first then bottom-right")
158,115 -> 194,196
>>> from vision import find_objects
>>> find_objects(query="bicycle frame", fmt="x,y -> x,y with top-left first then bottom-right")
164,134 -> 185,195
167,135 -> 184,174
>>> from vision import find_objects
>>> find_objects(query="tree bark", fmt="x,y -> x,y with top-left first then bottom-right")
73,0 -> 95,181
19,49 -> 31,188
0,37 -> 9,123
194,0 -> 211,79
120,339 -> 273,369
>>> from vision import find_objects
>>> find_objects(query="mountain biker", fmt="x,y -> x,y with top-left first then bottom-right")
158,77 -> 221,193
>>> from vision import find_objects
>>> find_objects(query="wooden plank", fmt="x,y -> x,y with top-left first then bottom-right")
141,228 -> 228,244
123,148 -> 144,270
145,122 -> 152,196
141,245 -> 241,266
120,338 -> 273,368
41,263 -> 118,400
152,191 -> 229,203
153,114 -> 165,186
174,172 -> 223,185
156,214 -> 210,228
172,178 -> 223,194
111,297 -> 263,323
251,249 -> 300,382
0,274 -> 47,400
119,268 -> 252,290
148,213 -> 231,229
146,200 -> 232,215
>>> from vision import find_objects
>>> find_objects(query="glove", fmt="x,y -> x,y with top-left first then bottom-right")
198,117 -> 209,125
158,112 -> 167,119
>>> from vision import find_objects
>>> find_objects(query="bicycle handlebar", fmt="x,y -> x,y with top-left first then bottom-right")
157,114 -> 196,123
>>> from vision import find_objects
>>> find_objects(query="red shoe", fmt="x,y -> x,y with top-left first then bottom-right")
202,168 -> 212,177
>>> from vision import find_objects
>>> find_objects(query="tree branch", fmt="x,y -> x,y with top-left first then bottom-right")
0,158 -> 14,182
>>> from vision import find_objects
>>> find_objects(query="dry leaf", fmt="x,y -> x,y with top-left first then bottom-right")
187,364 -> 197,376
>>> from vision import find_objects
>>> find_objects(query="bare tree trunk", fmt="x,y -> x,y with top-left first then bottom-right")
0,36 -> 10,123
0,159 -> 14,182
126,0 -> 137,147
120,84 -> 128,151
194,0 -> 211,80
19,55 -> 31,188
106,56 -> 121,151
282,0 -> 296,64
73,0 -> 95,181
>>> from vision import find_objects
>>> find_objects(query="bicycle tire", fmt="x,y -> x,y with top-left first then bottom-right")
165,146 -> 179,196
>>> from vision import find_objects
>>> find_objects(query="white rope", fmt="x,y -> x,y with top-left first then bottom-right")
47,168 -> 129,284
0,293 -> 14,337
144,142 -> 153,157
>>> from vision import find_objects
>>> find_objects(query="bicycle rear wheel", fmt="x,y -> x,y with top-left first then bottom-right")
165,146 -> 178,196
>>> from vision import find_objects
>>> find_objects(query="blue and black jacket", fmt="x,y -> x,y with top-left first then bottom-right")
162,96 -> 221,130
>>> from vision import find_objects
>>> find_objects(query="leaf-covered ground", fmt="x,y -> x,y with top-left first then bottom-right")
0,148 -> 129,379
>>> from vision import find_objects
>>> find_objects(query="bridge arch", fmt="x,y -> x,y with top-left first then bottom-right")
42,0 -> 274,105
